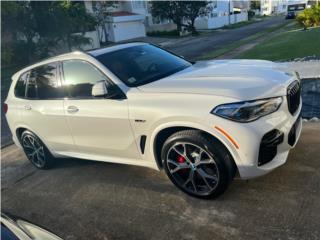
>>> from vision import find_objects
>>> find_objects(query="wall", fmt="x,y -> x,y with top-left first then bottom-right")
195,12 -> 248,29
107,20 -> 146,42
230,12 -> 248,24
146,22 -> 177,32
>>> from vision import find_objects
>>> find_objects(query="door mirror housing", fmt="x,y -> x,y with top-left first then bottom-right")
92,81 -> 108,97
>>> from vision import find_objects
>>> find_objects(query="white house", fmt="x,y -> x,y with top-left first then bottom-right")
287,0 -> 308,12
260,0 -> 288,15
83,0 -> 177,42
84,1 -> 147,42
195,0 -> 249,30
82,1 -> 252,43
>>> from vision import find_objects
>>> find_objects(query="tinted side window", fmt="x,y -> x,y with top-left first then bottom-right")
26,75 -> 37,99
62,60 -> 107,98
14,71 -> 29,98
28,63 -> 64,99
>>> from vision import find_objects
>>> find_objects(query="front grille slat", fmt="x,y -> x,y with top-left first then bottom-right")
287,81 -> 301,115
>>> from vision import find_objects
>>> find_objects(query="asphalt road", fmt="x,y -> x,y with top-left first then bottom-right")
1,122 -> 320,240
164,16 -> 287,60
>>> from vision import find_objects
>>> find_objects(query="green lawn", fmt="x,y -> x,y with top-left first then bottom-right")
238,27 -> 320,61
196,22 -> 291,60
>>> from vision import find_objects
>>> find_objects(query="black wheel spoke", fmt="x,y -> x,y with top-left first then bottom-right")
167,142 -> 220,196
22,134 -> 46,168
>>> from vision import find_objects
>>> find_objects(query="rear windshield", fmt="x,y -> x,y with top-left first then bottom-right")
94,44 -> 191,87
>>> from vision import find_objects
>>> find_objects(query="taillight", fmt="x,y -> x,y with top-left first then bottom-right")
3,103 -> 8,114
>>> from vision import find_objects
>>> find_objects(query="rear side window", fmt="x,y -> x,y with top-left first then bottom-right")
14,71 -> 29,98
27,62 -> 64,99
62,60 -> 108,98
26,74 -> 37,99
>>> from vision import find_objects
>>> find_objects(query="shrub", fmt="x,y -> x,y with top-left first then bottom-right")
297,3 -> 320,29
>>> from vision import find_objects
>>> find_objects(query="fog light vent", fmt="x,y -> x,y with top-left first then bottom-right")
258,129 -> 284,166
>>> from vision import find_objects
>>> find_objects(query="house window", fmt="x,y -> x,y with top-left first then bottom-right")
132,1 -> 145,9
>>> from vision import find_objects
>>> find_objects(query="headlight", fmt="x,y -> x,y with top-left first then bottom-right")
211,97 -> 283,122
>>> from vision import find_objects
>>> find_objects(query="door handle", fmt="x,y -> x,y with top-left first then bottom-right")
67,106 -> 79,113
24,105 -> 32,110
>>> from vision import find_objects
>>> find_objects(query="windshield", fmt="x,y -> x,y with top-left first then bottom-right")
94,44 -> 192,87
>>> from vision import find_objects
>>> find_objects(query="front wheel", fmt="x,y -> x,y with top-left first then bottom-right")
161,130 -> 236,198
20,130 -> 55,169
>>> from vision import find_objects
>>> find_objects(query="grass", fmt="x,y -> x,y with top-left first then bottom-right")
196,21 -> 291,60
238,26 -> 320,61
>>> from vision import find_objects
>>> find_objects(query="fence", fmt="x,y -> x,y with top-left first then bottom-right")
195,12 -> 248,30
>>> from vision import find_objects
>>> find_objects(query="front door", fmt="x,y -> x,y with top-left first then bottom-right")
61,59 -> 140,160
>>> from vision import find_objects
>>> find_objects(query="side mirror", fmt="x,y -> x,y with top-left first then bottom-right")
92,81 -> 108,97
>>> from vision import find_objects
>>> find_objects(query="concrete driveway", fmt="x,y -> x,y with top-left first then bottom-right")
1,122 -> 320,240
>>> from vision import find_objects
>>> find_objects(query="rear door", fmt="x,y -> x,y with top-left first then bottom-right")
21,62 -> 74,152
61,60 -> 140,160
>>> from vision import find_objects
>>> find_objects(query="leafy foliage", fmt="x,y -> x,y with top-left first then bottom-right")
250,1 -> 261,10
297,3 -> 320,29
92,1 -> 116,42
1,1 -> 96,67
151,1 -> 209,34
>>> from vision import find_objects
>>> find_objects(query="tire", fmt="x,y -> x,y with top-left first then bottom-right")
20,130 -> 55,169
161,130 -> 236,199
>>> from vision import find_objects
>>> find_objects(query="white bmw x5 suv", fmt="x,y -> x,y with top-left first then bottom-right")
4,43 -> 302,198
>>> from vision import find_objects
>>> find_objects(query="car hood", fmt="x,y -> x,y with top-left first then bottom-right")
138,60 -> 295,100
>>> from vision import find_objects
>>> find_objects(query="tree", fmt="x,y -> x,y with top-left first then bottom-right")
250,1 -> 261,10
151,1 -> 209,34
1,1 -> 97,66
297,3 -> 320,29
56,1 -> 97,51
1,1 -> 38,64
92,1 -> 116,43
184,1 -> 210,34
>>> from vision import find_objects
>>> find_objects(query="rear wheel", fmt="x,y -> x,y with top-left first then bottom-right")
20,130 -> 55,169
161,130 -> 235,198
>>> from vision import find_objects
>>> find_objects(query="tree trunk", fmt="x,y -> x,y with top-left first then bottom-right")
190,18 -> 197,35
102,23 -> 108,42
67,35 -> 72,52
26,35 -> 34,63
177,23 -> 182,33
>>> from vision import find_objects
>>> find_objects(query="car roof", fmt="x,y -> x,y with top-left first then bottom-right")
88,42 -> 148,57
12,42 -> 148,80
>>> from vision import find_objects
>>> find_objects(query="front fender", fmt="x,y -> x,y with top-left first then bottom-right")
148,120 -> 241,170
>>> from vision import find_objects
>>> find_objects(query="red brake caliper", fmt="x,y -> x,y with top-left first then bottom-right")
177,155 -> 188,173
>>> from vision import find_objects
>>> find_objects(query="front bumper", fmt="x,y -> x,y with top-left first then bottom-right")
206,96 -> 302,179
